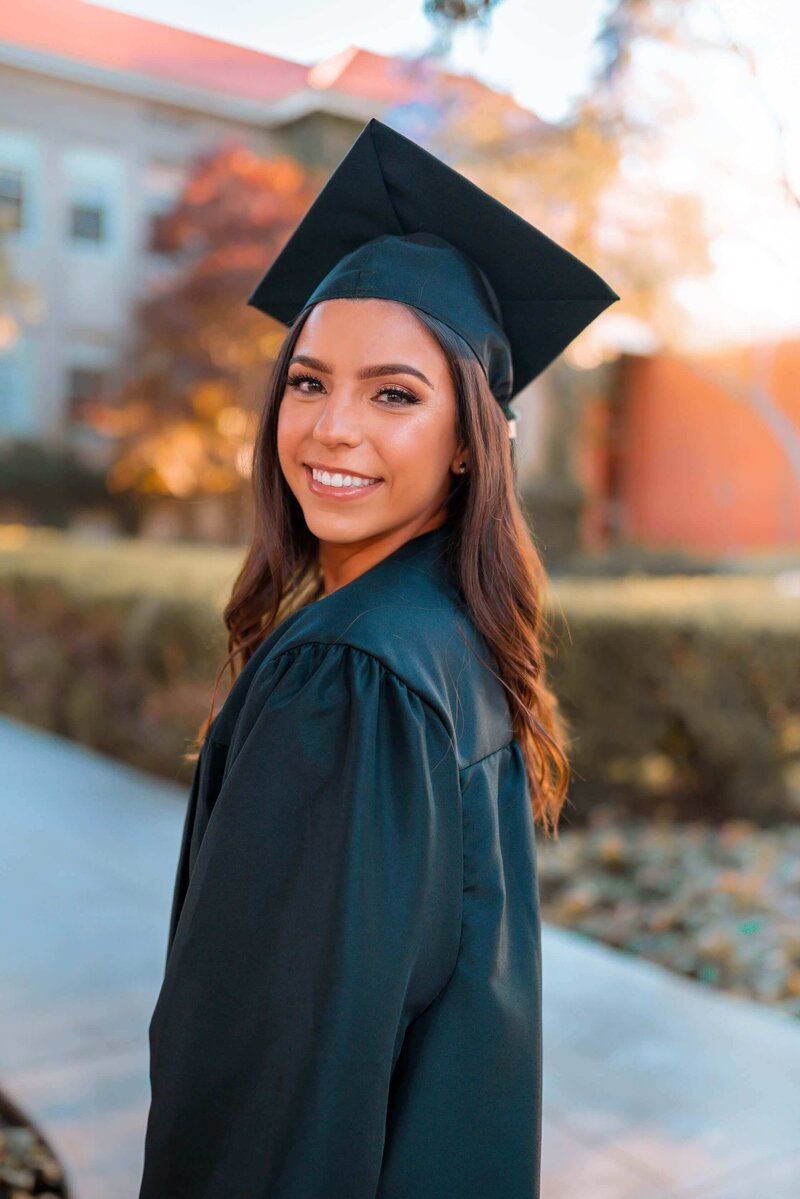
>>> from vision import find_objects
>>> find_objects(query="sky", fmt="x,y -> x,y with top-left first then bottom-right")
93,0 -> 800,349
97,0 -> 611,123
94,0 -> 799,133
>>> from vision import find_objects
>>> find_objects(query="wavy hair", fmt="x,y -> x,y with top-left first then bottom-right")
186,301 -> 571,839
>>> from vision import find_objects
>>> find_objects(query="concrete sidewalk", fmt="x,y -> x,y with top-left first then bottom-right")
1,716 -> 798,1198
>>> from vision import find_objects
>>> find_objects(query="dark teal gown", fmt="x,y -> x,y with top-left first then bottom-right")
138,519 -> 542,1198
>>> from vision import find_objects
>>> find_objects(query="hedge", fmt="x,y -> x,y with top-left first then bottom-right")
547,574 -> 800,822
1,525 -> 798,820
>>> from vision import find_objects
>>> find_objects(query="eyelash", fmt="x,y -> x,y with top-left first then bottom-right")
286,372 -> 420,406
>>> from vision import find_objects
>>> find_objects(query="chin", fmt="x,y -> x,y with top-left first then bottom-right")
298,509 -> 378,543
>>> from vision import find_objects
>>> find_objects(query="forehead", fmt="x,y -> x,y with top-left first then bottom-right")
296,297 -> 445,367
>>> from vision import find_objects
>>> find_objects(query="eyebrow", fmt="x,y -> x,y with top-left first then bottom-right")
288,354 -> 434,390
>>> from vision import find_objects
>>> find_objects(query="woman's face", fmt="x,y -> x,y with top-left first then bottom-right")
277,297 -> 468,552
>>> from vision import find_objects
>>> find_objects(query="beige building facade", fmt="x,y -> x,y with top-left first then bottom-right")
0,34 -> 377,455
0,4 -> 547,508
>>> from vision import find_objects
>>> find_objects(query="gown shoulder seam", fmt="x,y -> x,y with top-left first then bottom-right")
259,638 -> 457,752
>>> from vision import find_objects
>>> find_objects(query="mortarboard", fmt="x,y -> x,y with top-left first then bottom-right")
246,117 -> 619,436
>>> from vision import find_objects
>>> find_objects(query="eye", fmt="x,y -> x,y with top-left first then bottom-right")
376,386 -> 420,406
286,372 -> 323,393
286,373 -> 420,406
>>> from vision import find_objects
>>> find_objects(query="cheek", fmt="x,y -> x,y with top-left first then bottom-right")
379,414 -> 454,489
276,399 -> 303,462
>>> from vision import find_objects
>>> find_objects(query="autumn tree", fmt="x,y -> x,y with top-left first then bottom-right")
425,0 -> 797,351
84,138 -> 321,528
0,217 -> 43,361
423,0 -> 800,549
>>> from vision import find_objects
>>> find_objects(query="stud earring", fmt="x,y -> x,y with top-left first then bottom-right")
458,461 -> 467,473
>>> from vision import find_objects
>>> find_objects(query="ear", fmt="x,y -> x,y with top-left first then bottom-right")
451,444 -> 470,475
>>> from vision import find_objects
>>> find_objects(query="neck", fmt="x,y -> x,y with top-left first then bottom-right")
318,510 -> 448,598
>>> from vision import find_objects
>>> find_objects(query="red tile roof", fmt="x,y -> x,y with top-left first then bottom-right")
308,44 -> 534,120
0,0 -> 309,103
0,0 -> 537,120
308,45 -> 434,104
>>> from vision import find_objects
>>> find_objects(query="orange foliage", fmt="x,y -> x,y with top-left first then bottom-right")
87,136 -> 320,500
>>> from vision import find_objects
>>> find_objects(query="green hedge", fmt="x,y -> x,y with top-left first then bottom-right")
547,574 -> 800,822
1,527 -> 799,819
0,527 -> 237,780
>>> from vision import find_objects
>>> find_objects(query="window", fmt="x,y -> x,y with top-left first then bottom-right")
143,160 -> 187,219
62,146 -> 125,253
66,364 -> 107,425
0,167 -> 24,233
70,202 -> 105,243
0,129 -> 42,244
63,343 -> 116,443
143,159 -> 188,256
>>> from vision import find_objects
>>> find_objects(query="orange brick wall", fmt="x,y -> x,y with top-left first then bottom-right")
610,343 -> 800,552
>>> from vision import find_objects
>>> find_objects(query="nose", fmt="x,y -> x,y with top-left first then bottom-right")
312,389 -> 363,447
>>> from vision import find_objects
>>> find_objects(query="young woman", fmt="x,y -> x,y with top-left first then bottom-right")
138,118 -> 618,1199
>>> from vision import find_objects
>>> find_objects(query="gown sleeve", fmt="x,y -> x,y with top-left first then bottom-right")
138,641 -> 463,1199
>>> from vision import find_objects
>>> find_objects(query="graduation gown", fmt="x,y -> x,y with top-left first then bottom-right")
138,520 -> 543,1198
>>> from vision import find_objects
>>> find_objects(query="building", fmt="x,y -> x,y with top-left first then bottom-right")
0,0 -> 552,483
582,341 -> 800,555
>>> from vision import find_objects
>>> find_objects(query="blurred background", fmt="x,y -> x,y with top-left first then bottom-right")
1,1 -> 799,1196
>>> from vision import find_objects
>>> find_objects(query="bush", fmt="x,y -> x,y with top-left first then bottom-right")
1,527 -> 798,819
0,526 -> 237,778
547,574 -> 800,822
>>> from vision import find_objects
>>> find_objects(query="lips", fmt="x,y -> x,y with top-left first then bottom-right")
304,464 -> 383,499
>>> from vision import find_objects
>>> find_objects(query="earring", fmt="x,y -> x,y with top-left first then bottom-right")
458,461 -> 467,473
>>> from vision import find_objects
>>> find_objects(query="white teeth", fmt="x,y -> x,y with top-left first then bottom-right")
311,467 -> 378,488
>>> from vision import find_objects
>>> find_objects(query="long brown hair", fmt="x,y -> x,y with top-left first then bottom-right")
187,301 -> 571,839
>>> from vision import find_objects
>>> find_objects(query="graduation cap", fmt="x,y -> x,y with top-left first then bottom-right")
247,117 -> 619,436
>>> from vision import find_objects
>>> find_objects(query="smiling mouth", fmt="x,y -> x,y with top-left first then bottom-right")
304,464 -> 384,498
305,463 -> 382,482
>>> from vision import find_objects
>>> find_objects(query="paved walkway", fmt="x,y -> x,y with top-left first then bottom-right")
1,716 -> 799,1199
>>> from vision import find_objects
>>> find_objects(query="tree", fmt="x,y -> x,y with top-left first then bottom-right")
423,0 -> 799,351
0,218 -> 43,358
421,0 -> 800,541
82,138 -> 321,515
